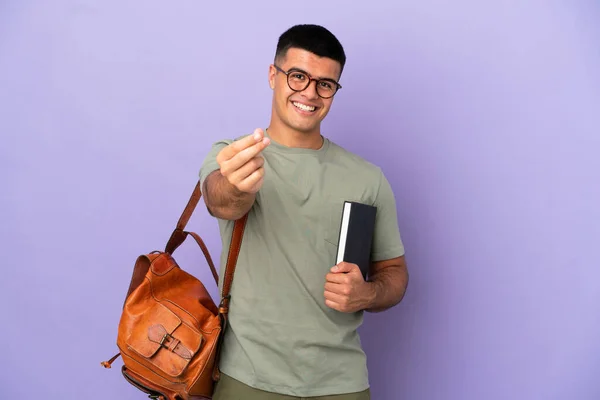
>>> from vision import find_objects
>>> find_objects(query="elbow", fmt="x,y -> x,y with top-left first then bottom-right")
206,204 -> 248,221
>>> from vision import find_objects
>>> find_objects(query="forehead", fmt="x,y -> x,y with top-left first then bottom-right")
279,48 -> 341,81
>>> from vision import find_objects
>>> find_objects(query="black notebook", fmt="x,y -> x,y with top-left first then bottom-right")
335,201 -> 377,279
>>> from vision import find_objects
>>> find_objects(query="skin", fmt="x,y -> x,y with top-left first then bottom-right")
204,46 -> 409,313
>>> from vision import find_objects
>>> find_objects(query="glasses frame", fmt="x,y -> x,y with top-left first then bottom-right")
273,64 -> 342,99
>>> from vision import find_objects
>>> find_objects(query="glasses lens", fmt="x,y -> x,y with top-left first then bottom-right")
287,71 -> 309,91
316,81 -> 337,98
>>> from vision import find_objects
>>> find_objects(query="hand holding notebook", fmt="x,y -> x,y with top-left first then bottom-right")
335,201 -> 377,280
324,200 -> 378,313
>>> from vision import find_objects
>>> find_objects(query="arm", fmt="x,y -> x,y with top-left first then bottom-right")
202,169 -> 257,220
363,255 -> 409,313
323,169 -> 408,314
363,169 -> 408,312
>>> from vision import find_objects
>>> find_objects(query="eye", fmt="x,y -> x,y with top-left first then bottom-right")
319,81 -> 333,90
292,73 -> 306,80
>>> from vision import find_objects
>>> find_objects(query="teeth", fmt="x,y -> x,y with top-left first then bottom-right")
293,102 -> 315,112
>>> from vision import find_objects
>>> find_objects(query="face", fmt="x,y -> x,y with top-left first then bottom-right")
268,48 -> 342,135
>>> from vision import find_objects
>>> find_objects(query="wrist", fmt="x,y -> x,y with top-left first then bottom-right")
362,281 -> 378,311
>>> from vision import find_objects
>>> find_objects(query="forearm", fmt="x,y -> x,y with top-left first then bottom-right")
364,264 -> 409,313
203,170 -> 256,220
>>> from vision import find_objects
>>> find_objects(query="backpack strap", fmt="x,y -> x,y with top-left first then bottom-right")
212,212 -> 248,383
164,180 -> 248,296
164,181 -> 203,255
219,212 -> 248,313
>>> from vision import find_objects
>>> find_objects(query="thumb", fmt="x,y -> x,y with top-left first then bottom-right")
331,262 -> 355,273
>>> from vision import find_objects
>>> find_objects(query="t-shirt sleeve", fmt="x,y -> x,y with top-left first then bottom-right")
198,138 -> 234,189
371,169 -> 405,261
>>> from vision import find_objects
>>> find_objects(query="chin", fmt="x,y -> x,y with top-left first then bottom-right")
290,114 -> 324,133
289,120 -> 320,134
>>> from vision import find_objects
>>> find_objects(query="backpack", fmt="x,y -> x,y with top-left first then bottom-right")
101,180 -> 247,400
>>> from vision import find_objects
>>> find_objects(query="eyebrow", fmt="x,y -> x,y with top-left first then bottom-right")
287,66 -> 339,83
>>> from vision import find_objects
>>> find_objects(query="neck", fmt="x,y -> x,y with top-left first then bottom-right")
266,119 -> 323,150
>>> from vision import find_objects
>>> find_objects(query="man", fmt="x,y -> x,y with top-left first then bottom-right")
199,24 -> 408,400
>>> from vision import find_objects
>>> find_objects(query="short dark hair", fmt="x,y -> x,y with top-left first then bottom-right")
275,24 -> 346,74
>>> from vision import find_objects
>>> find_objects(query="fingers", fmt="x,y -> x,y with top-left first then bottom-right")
324,290 -> 354,313
331,262 -> 358,273
324,281 -> 350,296
325,272 -> 350,285
228,155 -> 264,181
218,137 -> 269,181
324,290 -> 346,305
247,175 -> 265,193
224,140 -> 270,173
225,155 -> 265,193
234,166 -> 266,194
218,128 -> 263,160
326,263 -> 359,283
324,299 -> 341,311
218,129 -> 270,169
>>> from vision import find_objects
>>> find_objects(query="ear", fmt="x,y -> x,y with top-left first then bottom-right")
268,64 -> 276,90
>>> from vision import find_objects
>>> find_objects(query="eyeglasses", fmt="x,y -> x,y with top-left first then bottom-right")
273,65 -> 342,99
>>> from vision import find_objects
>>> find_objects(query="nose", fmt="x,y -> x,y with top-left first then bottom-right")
301,79 -> 319,99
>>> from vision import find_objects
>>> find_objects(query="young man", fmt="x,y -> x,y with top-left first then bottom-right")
199,24 -> 408,400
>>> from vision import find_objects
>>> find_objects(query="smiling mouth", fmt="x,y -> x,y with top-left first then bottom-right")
292,101 -> 318,113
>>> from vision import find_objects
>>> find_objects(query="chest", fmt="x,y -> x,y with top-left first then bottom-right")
255,151 -> 378,245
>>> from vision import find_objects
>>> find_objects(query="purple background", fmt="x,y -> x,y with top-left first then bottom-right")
1,1 -> 599,399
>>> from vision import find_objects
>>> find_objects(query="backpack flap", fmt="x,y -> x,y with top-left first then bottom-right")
126,302 -> 203,378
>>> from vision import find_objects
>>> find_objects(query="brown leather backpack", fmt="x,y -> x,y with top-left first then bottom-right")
101,181 -> 247,400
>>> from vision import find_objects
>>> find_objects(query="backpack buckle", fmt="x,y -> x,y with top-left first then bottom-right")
218,295 -> 231,314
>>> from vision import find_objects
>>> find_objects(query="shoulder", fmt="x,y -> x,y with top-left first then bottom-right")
322,138 -> 392,206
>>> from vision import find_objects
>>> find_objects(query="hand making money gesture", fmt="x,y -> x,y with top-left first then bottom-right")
216,128 -> 271,194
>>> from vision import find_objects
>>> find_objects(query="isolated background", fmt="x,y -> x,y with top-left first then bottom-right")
1,1 -> 599,399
